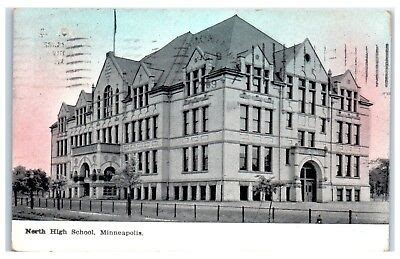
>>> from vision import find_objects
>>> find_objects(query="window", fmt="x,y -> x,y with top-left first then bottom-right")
115,88 -> 119,114
144,85 -> 149,106
193,70 -> 199,95
264,70 -> 270,94
103,186 -> 117,196
346,90 -> 352,111
138,152 -> 143,172
353,92 -> 358,112
145,151 -> 150,174
309,81 -> 316,115
354,156 -> 360,177
239,145 -> 248,170
183,148 -> 189,172
152,150 -> 158,174
245,65 -> 251,90
265,147 -> 272,172
102,128 -> 106,143
153,116 -> 158,139
336,154 -> 343,176
252,107 -> 261,133
308,132 -> 315,147
124,154 -> 129,163
345,155 -> 351,177
138,86 -> 143,107
287,75 -> 293,99
253,67 -> 261,92
97,96 -> 101,120
88,132 -> 92,145
202,106 -> 209,132
346,123 -> 352,144
286,112 -> 292,128
285,148 -> 290,165
202,145 -> 208,171
131,121 -> 136,142
145,117 -> 150,140
103,85 -> 113,118
265,109 -> 273,134
240,105 -> 249,131
346,189 -> 352,201
354,125 -> 360,145
340,89 -> 345,110
337,121 -> 343,143
133,88 -> 138,108
138,119 -> 143,141
200,67 -> 206,92
321,118 -> 326,134
183,111 -> 189,135
193,146 -> 198,171
337,188 -> 343,201
298,130 -> 305,146
252,146 -> 260,171
185,72 -> 191,96
321,84 -> 327,106
193,108 -> 199,134
125,123 -> 129,143
114,125 -> 118,144
354,189 -> 360,202
299,79 -> 306,113
108,127 -> 112,144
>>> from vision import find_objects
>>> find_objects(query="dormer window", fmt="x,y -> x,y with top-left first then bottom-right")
76,106 -> 87,126
115,88 -> 119,114
96,96 -> 101,120
103,85 -> 113,118
58,116 -> 66,133
186,65 -> 207,97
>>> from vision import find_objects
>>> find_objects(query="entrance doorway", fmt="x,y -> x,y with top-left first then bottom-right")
300,161 -> 317,202
83,183 -> 90,196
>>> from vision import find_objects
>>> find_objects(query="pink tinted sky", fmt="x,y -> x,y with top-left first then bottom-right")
12,9 -> 392,174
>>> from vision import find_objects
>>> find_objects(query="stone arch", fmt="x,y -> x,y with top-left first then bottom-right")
80,162 -> 90,178
297,157 -> 324,181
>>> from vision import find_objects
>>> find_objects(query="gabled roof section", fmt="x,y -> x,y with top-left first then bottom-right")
57,102 -> 75,118
332,69 -> 361,89
113,55 -> 141,84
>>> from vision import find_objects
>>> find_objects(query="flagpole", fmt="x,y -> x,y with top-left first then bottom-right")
113,9 -> 116,53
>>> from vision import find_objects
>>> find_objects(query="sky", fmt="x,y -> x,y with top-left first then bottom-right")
12,9 -> 392,174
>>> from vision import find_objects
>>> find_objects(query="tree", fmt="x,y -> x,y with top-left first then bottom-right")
12,166 -> 27,206
50,177 -> 67,210
253,175 -> 285,222
111,158 -> 141,216
369,158 -> 389,200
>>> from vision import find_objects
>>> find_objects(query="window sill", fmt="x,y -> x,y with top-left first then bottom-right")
336,176 -> 361,179
239,170 -> 272,174
182,170 -> 208,174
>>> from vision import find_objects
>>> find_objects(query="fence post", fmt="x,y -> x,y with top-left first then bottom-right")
174,204 -> 177,218
20,197 -> 23,205
100,201 -> 103,212
140,202 -> 143,215
217,205 -> 220,222
69,199 -> 72,209
53,199 -> 56,208
26,197 -> 28,206
45,198 -> 48,208
61,199 -> 64,209
79,200 -> 82,211
242,206 -> 245,223
89,200 -> 92,211
112,201 -> 115,213
38,198 -> 41,207
156,203 -> 159,217
272,207 -> 275,222
309,209 -> 312,223
194,204 -> 197,220
349,210 -> 352,224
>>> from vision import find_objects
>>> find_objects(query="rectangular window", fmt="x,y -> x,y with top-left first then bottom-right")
252,107 -> 261,133
287,75 -> 293,99
108,127 -> 112,144
354,156 -> 360,177
346,90 -> 352,111
264,70 -> 270,94
321,118 -> 326,134
131,121 -> 136,142
153,116 -> 158,139
253,67 -> 261,92
193,146 -> 198,171
145,117 -> 150,140
354,189 -> 360,202
183,147 -> 189,172
183,110 -> 189,135
138,152 -> 143,171
202,145 -> 208,171
88,132 -> 92,145
200,67 -> 206,92
125,123 -> 129,143
245,65 -> 251,91
145,151 -> 150,174
102,128 -> 106,143
138,86 -> 143,107
202,106 -> 209,132
144,85 -> 149,106
114,125 -> 119,144
138,119 -> 143,141
298,130 -> 305,146
133,88 -> 138,108
337,121 -> 343,143
186,72 -> 191,96
346,123 -> 352,144
353,92 -> 358,112
346,189 -> 352,201
240,105 -> 249,131
252,146 -> 260,171
345,155 -> 351,177
354,125 -> 360,145
337,188 -> 343,201
239,144 -> 248,170
321,84 -> 327,106
299,79 -> 306,113
285,148 -> 290,165
309,81 -> 316,115
115,92 -> 119,114
265,109 -> 273,134
152,150 -> 158,174
308,132 -> 315,147
193,70 -> 199,95
336,154 -> 343,176
340,89 -> 345,110
265,147 -> 272,172
193,108 -> 199,134
286,112 -> 292,128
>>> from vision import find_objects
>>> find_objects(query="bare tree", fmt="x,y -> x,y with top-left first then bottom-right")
111,158 -> 141,216
253,175 -> 285,222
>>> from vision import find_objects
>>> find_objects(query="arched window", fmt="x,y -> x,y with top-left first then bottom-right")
97,95 -> 101,120
103,85 -> 113,118
115,88 -> 119,114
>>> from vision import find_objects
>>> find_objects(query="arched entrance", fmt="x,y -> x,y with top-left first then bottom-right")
80,163 -> 90,196
300,161 -> 317,202
103,167 -> 115,181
